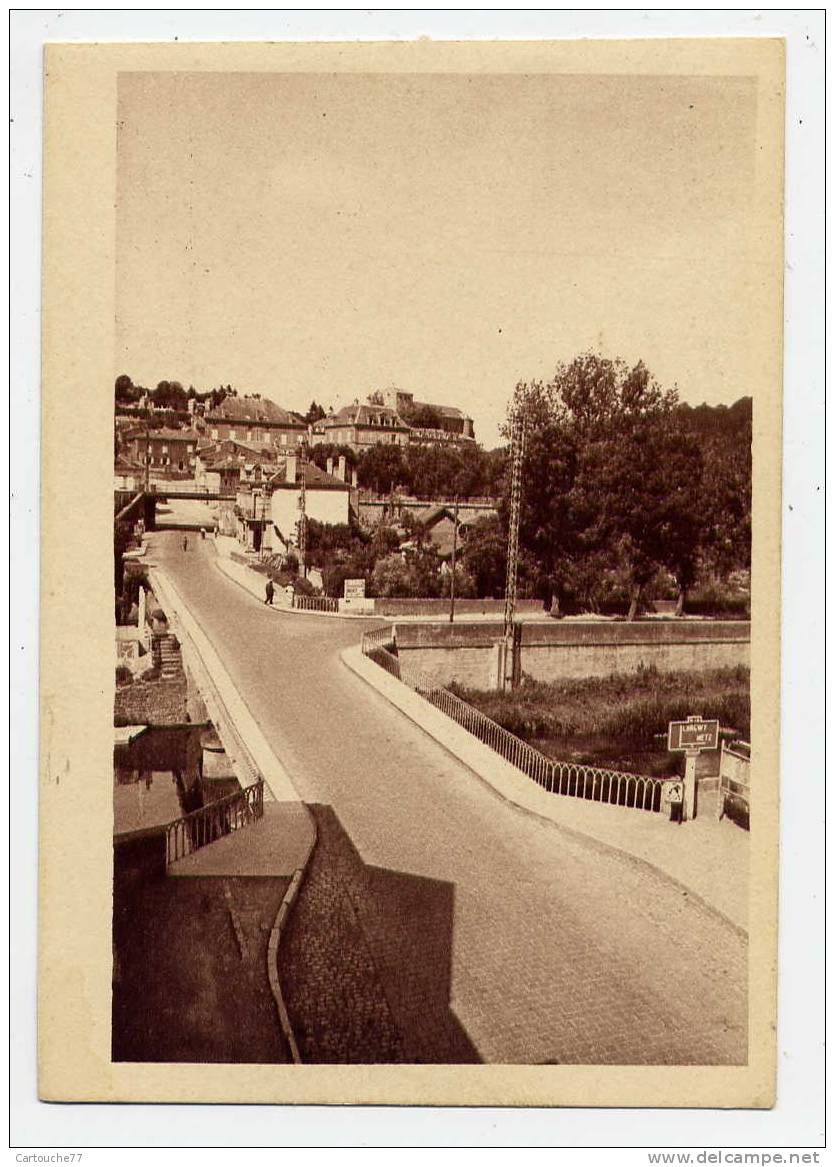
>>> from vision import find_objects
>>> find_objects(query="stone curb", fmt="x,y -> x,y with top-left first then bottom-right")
266,825 -> 317,1065
148,566 -> 302,802
341,643 -> 748,939
149,562 -> 320,1064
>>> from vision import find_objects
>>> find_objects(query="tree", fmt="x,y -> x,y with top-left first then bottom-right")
308,443 -> 358,473
151,380 -> 188,411
304,400 -> 327,425
370,553 -> 415,597
439,564 -> 478,599
461,515 -> 507,598
509,354 -> 702,619
357,444 -> 407,494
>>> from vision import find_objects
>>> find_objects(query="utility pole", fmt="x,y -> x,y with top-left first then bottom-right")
502,409 -> 527,688
449,494 -> 459,623
296,436 -> 307,576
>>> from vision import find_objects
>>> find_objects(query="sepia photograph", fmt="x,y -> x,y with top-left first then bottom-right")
34,30 -> 791,1115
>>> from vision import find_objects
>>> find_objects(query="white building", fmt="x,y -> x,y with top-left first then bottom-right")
267,453 -> 352,552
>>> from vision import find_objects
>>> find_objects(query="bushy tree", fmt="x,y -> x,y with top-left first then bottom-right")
439,564 -> 478,598
461,514 -> 507,598
308,443 -> 358,473
509,354 -> 706,618
151,380 -> 188,411
370,553 -> 415,597
304,400 -> 327,425
357,444 -> 407,494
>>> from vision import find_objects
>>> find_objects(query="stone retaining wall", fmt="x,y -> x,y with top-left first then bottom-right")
114,676 -> 188,726
393,619 -> 750,688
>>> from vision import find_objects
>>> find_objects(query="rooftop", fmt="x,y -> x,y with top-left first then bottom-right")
270,457 -> 351,489
320,403 -> 411,430
205,395 -> 306,427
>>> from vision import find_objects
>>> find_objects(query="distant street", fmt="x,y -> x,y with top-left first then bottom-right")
152,529 -> 747,1065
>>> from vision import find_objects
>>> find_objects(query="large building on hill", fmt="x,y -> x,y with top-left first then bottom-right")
375,387 -> 475,441
313,402 -> 412,449
312,387 -> 476,451
202,394 -> 307,449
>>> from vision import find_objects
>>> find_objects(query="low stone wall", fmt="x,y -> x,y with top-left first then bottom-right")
374,597 -> 544,618
114,676 -> 188,726
393,619 -> 750,689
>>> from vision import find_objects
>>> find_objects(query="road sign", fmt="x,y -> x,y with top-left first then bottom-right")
343,578 -> 366,600
667,717 -> 720,753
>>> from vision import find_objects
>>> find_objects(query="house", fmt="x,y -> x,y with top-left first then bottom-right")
202,394 -> 307,450
312,402 -> 411,450
114,456 -> 145,492
407,504 -> 496,561
267,453 -> 352,554
194,438 -> 278,487
122,427 -> 200,475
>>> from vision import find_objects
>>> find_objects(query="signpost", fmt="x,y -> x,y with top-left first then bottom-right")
667,715 -> 720,821
343,578 -> 366,601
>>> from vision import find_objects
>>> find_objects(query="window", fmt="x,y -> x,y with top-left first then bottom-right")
230,430 -> 237,440
161,445 -> 168,454
211,429 -> 218,440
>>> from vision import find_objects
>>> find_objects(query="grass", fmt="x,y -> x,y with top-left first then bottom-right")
449,665 -> 750,773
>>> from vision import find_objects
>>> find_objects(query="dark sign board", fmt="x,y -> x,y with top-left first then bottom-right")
667,718 -> 720,753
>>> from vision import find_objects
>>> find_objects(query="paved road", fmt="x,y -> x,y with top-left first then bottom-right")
152,532 -> 747,1065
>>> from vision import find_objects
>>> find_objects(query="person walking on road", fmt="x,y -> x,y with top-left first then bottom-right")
265,578 -> 274,606
182,535 -> 189,552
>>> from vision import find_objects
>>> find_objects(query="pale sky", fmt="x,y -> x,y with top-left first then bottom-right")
116,70 -> 762,447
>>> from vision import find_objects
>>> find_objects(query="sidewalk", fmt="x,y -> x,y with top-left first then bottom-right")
167,802 -> 315,878
343,644 -> 750,934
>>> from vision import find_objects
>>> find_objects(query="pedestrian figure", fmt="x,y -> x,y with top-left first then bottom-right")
182,535 -> 189,552
265,578 -> 274,606
200,527 -> 206,539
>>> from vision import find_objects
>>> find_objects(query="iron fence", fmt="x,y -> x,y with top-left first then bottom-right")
165,778 -> 264,865
293,594 -> 339,613
362,629 -> 664,814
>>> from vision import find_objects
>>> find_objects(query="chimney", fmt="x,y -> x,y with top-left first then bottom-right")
285,453 -> 297,484
338,455 -> 347,481
326,456 -> 334,476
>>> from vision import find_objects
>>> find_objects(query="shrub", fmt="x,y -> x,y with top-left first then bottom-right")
115,665 -> 133,686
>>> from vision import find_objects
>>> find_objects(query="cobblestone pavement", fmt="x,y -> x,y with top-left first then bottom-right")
154,533 -> 747,1065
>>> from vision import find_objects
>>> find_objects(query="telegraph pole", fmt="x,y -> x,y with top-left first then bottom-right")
449,494 -> 459,623
296,436 -> 308,576
502,409 -> 527,688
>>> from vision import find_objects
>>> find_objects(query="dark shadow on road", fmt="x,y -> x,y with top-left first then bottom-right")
112,856 -> 291,1064
280,804 -> 481,1064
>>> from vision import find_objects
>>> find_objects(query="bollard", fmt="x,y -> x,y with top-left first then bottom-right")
683,750 -> 699,821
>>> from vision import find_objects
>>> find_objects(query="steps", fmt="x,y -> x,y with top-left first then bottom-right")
153,632 -> 183,680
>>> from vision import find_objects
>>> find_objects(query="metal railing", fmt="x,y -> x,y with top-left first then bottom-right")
362,629 -> 665,814
165,778 -> 264,865
293,593 -> 339,613
717,740 -> 751,821
361,625 -> 396,652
